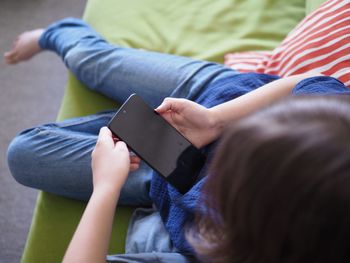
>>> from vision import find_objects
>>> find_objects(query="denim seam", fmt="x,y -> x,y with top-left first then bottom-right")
54,113 -> 115,128
33,127 -> 97,141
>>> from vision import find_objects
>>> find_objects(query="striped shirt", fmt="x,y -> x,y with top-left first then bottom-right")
225,0 -> 350,87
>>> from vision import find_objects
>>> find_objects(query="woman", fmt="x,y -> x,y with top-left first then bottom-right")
5,18 -> 350,262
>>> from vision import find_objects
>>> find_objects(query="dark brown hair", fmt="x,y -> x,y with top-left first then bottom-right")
189,96 -> 350,263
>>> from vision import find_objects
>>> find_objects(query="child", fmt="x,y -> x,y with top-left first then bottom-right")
69,95 -> 350,262
5,18 -> 350,261
189,95 -> 350,263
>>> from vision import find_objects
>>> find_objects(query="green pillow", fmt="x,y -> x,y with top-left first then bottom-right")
306,0 -> 328,14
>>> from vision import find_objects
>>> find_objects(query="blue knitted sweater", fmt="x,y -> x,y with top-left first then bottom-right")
149,73 -> 350,254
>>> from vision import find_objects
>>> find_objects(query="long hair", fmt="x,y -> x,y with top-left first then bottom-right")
189,96 -> 350,263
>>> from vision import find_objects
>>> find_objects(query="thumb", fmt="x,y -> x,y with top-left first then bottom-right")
155,99 -> 171,113
155,98 -> 184,113
97,127 -> 114,146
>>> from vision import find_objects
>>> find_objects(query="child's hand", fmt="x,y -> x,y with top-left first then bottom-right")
155,98 -> 220,148
91,127 -> 137,193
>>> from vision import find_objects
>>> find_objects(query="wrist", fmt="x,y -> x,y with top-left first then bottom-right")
208,107 -> 226,139
93,181 -> 122,198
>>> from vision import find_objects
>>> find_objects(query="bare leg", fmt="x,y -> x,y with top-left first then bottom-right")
4,29 -> 44,64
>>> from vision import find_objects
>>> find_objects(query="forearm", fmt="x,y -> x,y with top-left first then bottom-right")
210,73 -> 322,134
63,186 -> 120,263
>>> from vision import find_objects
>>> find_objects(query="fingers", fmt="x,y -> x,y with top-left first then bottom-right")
112,134 -> 120,143
155,100 -> 171,113
97,127 -> 141,156
130,163 -> 140,172
97,127 -> 114,147
114,140 -> 128,152
129,154 -> 141,171
95,128 -> 140,171
155,97 -> 184,113
96,127 -> 140,161
130,155 -> 141,163
98,126 -> 112,139
130,155 -> 141,171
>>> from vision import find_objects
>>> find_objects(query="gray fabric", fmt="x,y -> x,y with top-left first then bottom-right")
106,252 -> 195,263
107,208 -> 196,262
126,208 -> 178,253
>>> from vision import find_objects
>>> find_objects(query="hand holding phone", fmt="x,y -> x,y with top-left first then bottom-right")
91,127 -> 131,193
155,97 -> 219,148
108,94 -> 206,193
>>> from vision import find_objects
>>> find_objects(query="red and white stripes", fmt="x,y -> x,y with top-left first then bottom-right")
224,51 -> 272,72
224,0 -> 350,88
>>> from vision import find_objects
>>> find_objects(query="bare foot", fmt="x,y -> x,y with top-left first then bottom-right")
4,29 -> 44,65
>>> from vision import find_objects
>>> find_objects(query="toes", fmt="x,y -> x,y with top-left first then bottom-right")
4,51 -> 18,64
4,51 -> 16,59
4,38 -> 20,64
4,29 -> 44,65
4,56 -> 16,65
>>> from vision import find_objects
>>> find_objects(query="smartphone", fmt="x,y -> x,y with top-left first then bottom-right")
108,94 -> 205,193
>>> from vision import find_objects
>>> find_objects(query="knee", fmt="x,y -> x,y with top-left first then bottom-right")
7,127 -> 42,187
64,48 -> 99,89
63,41 -> 113,91
54,17 -> 90,29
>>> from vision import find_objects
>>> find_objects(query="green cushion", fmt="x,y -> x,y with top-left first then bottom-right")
306,0 -> 327,15
21,192 -> 133,263
21,0 -> 307,262
84,0 -> 306,63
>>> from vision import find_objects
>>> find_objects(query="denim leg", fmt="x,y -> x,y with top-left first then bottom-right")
39,18 -> 237,108
8,18 -> 239,203
7,111 -> 152,205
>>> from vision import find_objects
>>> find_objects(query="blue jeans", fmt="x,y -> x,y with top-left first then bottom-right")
7,18 -> 237,205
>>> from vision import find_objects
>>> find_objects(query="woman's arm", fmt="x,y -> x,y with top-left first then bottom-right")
210,72 -> 322,136
63,127 -> 140,263
156,72 -> 322,148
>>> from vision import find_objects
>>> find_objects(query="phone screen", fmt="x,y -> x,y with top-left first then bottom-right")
108,94 -> 205,193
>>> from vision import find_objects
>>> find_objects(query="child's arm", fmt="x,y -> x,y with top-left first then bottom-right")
63,127 -> 139,263
63,186 -> 120,263
156,72 -> 321,148
210,72 -> 322,137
